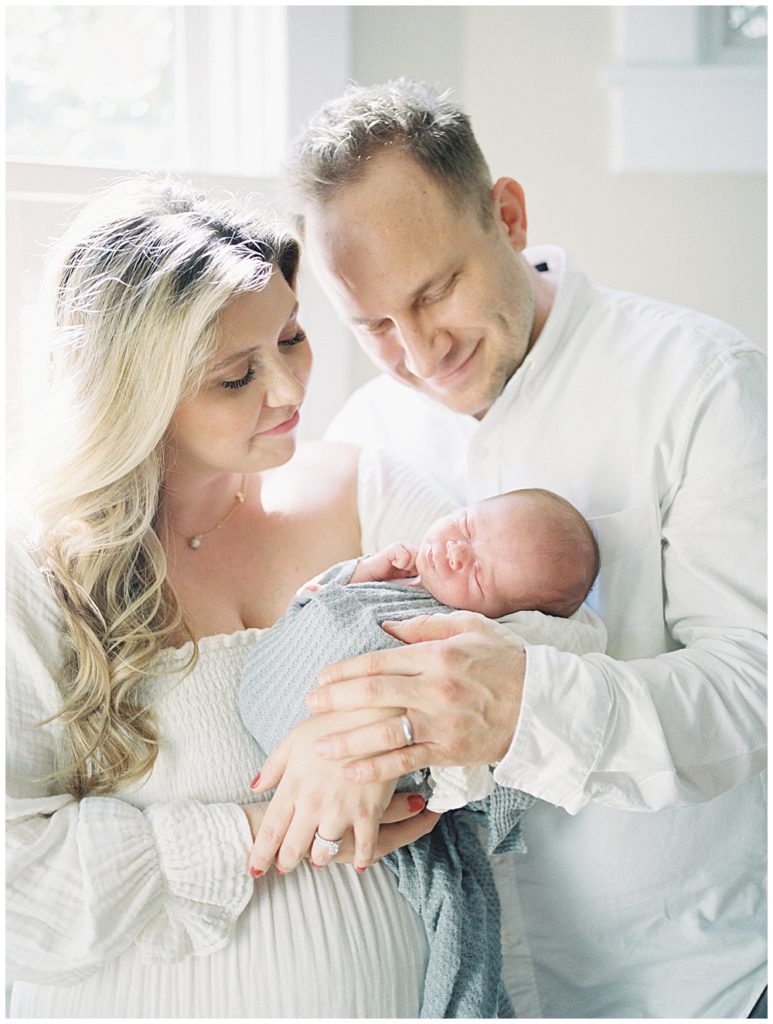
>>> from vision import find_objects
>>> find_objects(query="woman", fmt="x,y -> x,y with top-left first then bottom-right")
6,176 -> 452,1017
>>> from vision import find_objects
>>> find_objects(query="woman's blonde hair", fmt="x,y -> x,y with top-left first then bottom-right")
25,175 -> 299,797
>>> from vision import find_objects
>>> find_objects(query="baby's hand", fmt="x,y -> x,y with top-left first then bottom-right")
350,542 -> 419,584
248,709 -> 405,874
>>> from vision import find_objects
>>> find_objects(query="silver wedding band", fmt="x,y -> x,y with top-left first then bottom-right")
400,713 -> 415,746
313,831 -> 343,856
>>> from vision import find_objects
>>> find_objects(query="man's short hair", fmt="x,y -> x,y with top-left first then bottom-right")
286,78 -> 494,228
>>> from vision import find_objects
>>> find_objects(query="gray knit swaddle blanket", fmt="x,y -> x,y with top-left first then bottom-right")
240,559 -> 533,1018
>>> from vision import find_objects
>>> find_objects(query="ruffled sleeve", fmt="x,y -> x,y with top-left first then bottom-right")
6,539 -> 254,985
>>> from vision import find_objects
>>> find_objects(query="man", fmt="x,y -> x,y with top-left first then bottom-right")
286,80 -> 767,1018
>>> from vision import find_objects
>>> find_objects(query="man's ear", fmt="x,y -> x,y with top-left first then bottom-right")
491,178 -> 528,250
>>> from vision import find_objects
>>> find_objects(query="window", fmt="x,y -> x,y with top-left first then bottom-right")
6,5 -> 288,177
605,6 -> 767,172
7,7 -> 178,169
6,6 -> 355,444
703,6 -> 768,64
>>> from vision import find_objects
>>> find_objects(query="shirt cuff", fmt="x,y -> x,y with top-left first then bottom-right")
493,645 -> 612,814
427,764 -> 495,812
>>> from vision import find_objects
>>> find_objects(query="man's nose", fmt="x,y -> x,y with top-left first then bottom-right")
397,320 -> 452,379
446,539 -> 470,571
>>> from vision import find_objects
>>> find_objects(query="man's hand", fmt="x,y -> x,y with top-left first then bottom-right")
306,612 -> 526,782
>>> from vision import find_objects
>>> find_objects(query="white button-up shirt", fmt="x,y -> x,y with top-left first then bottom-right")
326,246 -> 767,1018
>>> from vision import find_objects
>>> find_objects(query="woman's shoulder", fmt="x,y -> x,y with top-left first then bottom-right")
6,532 -> 69,716
7,529 -> 51,599
7,532 -> 63,631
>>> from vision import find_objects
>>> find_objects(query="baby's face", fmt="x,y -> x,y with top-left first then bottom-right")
415,496 -> 537,618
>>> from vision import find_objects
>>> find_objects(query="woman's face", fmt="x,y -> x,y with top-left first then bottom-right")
168,270 -> 312,476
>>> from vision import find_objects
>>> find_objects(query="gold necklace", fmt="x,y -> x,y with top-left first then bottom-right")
185,475 -> 248,550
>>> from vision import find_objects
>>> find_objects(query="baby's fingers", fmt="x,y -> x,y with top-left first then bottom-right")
392,543 -> 418,573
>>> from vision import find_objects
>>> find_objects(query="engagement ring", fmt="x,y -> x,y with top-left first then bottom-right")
313,831 -> 343,857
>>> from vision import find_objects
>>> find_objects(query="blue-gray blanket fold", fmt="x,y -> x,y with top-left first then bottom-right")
239,559 -> 534,1018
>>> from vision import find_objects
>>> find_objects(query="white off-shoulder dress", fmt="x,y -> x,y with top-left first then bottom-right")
6,449 -> 456,1019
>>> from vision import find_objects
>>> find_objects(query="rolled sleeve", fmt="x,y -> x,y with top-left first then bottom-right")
494,645 -> 612,814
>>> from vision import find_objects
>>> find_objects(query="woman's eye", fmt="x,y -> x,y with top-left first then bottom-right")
360,320 -> 390,335
280,330 -> 307,348
222,365 -> 256,390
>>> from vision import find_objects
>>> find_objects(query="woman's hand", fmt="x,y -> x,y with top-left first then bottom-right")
247,709 -> 429,876
243,794 -> 439,876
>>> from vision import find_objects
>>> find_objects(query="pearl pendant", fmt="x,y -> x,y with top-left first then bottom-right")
189,536 -> 202,550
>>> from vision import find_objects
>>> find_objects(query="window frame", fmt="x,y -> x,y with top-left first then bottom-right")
604,6 -> 766,173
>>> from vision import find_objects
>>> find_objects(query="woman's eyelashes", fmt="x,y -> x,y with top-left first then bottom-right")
280,329 -> 307,348
222,364 -> 257,390
220,331 -> 307,390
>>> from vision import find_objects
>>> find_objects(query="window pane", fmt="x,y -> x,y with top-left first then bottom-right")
726,6 -> 768,44
6,5 -> 177,167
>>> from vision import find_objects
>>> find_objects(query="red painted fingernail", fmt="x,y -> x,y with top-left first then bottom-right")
249,867 -> 263,878
355,866 -> 367,874
249,773 -> 261,789
310,862 -> 324,869
407,795 -> 426,812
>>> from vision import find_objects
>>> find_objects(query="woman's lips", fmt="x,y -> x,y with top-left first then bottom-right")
255,409 -> 300,436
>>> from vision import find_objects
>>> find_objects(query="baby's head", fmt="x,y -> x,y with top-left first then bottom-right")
414,489 -> 599,619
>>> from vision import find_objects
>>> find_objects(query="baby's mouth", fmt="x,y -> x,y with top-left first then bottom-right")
423,543 -> 436,570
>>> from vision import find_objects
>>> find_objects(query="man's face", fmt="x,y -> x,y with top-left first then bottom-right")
304,151 -> 540,419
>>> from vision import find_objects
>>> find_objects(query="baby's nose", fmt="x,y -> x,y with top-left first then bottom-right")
446,539 -> 469,571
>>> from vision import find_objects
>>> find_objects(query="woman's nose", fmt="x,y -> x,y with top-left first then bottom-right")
265,356 -> 306,407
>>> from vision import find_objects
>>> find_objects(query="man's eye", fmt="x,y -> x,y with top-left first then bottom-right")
423,275 -> 456,306
222,365 -> 256,390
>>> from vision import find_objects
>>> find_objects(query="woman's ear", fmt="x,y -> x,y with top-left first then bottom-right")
491,178 -> 528,250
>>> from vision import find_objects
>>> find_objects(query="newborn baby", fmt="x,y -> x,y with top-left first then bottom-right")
240,486 -> 601,810
239,487 -> 605,1017
347,486 -> 599,619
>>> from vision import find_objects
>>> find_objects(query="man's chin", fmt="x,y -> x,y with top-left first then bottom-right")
422,384 -> 493,419
388,369 -> 495,418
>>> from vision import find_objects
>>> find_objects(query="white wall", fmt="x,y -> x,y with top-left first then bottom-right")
7,7 -> 766,445
349,4 -> 766,389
